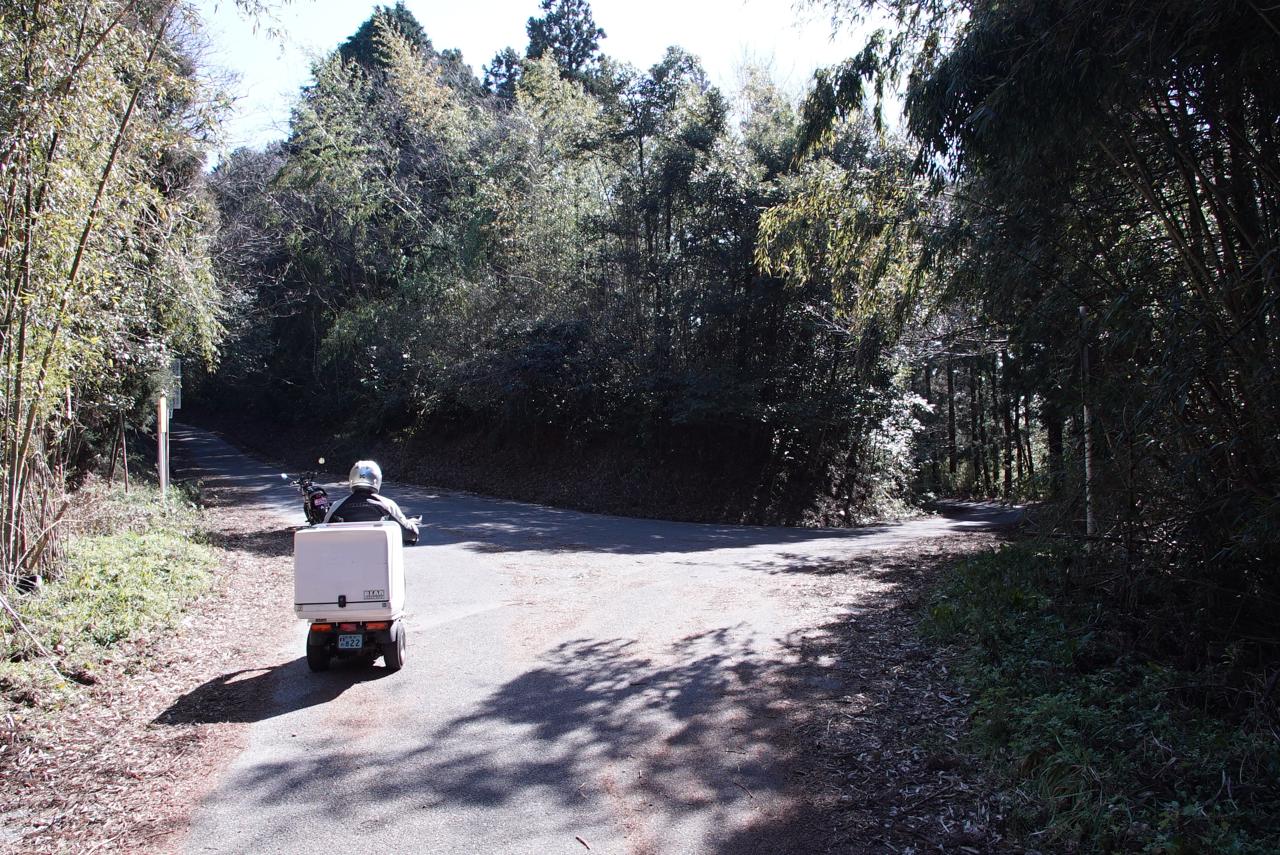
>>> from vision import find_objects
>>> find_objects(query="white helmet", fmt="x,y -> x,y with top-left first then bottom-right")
349,460 -> 382,492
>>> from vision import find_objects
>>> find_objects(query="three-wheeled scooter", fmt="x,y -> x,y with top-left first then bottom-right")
293,520 -> 408,672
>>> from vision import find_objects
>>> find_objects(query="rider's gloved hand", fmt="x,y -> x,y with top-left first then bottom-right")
402,518 -> 420,545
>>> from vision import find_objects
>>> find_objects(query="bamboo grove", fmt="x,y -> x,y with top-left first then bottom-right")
0,0 -> 222,595
809,0 -> 1279,625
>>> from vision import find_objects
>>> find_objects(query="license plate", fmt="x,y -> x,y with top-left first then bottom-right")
337,634 -> 363,650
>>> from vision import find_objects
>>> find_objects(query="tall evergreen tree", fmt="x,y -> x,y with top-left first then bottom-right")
338,2 -> 432,71
526,0 -> 605,82
484,47 -> 524,100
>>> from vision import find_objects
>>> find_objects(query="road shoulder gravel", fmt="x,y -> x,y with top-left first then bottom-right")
747,536 -> 1013,853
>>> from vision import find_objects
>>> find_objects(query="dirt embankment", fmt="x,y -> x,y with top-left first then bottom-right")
182,406 -> 907,528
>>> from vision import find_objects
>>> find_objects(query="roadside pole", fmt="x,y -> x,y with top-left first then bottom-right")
158,394 -> 169,498
158,359 -> 181,500
122,411 -> 130,493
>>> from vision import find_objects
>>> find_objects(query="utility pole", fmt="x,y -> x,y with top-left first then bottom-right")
1080,306 -> 1096,537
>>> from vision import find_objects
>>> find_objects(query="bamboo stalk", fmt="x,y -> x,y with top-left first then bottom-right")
15,497 -> 69,572
4,2 -> 174,581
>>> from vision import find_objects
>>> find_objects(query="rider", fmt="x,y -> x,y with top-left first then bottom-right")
324,460 -> 420,544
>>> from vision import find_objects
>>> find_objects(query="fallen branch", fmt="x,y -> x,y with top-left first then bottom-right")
0,589 -> 63,680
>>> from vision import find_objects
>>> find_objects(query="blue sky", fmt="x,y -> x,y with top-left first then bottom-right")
194,0 -> 874,154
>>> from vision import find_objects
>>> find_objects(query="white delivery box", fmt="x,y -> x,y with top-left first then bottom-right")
293,522 -> 405,621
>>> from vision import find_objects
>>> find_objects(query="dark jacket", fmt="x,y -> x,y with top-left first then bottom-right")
323,486 -> 418,543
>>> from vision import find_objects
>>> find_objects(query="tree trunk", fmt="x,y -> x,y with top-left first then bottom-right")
1001,349 -> 1014,497
974,360 -> 992,495
1080,306 -> 1097,537
1044,394 -> 1064,498
1022,397 -> 1036,484
923,362 -> 940,486
1013,393 -> 1024,485
988,356 -> 1001,496
947,355 -> 957,474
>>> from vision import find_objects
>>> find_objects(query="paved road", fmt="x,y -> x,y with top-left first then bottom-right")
170,424 -> 1016,855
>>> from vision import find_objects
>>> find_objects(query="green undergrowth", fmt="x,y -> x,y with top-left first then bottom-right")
925,542 -> 1280,853
1,479 -> 216,707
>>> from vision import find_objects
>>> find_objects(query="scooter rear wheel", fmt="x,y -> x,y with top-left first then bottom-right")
306,642 -> 330,672
382,624 -> 405,672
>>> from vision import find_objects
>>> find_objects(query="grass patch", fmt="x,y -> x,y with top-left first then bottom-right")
925,542 -> 1280,853
2,480 -> 216,703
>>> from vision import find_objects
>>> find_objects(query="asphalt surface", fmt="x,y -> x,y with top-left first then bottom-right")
170,423 -> 1018,855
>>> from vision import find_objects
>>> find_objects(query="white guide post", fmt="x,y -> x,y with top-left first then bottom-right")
158,394 -> 169,497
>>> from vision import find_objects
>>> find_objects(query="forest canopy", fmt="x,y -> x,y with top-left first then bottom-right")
197,0 -> 1280,663
201,0 -> 932,525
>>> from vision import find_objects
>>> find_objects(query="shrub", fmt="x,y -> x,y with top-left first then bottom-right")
925,543 -> 1280,853
2,481 -> 215,701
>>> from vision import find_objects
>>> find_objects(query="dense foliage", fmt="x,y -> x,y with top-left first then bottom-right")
201,1 -> 928,524
927,543 -> 1280,852
805,0 -> 1279,606
7,0 -> 1274,614
0,0 -> 224,594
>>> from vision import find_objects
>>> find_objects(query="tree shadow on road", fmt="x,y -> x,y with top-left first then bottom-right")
406,496 -> 1019,559
166,420 -> 1016,854
155,657 -> 394,726
180,535 -> 1009,853
412,495 -> 899,557
173,421 -> 1019,565
190,622 -> 838,852
713,538 -> 1012,853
